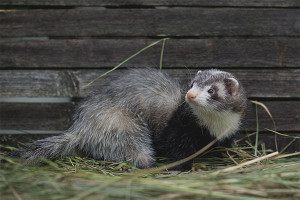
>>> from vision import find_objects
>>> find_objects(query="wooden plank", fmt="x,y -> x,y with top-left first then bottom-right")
238,133 -> 300,153
1,69 -> 299,98
1,38 -> 299,69
0,70 -> 79,97
0,0 -> 299,7
0,101 -> 299,132
245,101 -> 300,132
0,8 -> 299,37
0,103 -> 74,130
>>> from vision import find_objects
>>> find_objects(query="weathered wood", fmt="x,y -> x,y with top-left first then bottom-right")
0,103 -> 74,130
0,8 -> 299,37
238,133 -> 300,153
0,101 -> 299,132
1,69 -> 299,98
0,0 -> 299,7
0,70 -> 79,97
1,38 -> 299,69
245,101 -> 300,132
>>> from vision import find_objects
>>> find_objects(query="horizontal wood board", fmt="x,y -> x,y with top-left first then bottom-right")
1,38 -> 299,69
237,134 -> 300,153
0,8 -> 299,37
0,101 -> 299,132
1,69 -> 299,98
0,103 -> 74,130
0,0 -> 299,7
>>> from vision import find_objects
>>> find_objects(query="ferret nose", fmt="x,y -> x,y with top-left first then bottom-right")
187,91 -> 197,100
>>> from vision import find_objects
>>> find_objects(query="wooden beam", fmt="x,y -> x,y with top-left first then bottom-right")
0,103 -> 74,130
0,8 -> 299,37
0,0 -> 299,7
1,38 -> 299,69
238,133 -> 300,153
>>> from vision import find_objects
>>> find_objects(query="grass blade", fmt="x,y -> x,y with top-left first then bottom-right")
159,38 -> 168,70
86,38 -> 170,86
255,104 -> 259,156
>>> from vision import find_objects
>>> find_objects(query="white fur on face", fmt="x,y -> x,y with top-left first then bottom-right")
201,110 -> 241,140
186,85 -> 211,107
215,82 -> 226,99
186,83 -> 242,140
191,106 -> 241,140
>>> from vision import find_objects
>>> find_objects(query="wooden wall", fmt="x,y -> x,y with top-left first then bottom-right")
0,1 -> 299,152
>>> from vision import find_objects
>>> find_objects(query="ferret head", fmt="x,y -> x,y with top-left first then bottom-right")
186,69 -> 246,113
185,69 -> 247,139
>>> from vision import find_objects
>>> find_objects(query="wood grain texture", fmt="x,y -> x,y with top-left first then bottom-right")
238,133 -> 300,153
0,0 -> 299,7
1,69 -> 299,98
0,70 -> 79,97
245,101 -> 300,132
1,38 -> 299,69
0,8 -> 299,37
0,101 -> 299,132
0,103 -> 74,130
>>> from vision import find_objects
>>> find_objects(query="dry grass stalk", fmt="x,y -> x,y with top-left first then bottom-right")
213,151 -> 279,174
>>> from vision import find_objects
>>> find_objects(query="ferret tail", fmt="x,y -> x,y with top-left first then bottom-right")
8,133 -> 78,164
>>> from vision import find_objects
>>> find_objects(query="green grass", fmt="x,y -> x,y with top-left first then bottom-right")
1,146 -> 300,200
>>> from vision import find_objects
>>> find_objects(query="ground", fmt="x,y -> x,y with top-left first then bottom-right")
1,145 -> 299,200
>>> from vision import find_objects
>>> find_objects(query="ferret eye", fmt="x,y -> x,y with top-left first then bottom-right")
208,89 -> 214,94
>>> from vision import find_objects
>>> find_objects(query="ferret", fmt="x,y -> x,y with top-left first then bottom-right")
9,68 -> 247,170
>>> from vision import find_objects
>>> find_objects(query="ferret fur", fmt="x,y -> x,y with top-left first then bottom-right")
9,68 -> 247,170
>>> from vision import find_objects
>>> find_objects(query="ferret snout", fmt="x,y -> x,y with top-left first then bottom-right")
187,91 -> 197,100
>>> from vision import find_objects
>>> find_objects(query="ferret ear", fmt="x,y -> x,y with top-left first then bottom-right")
197,70 -> 202,75
224,78 -> 239,96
